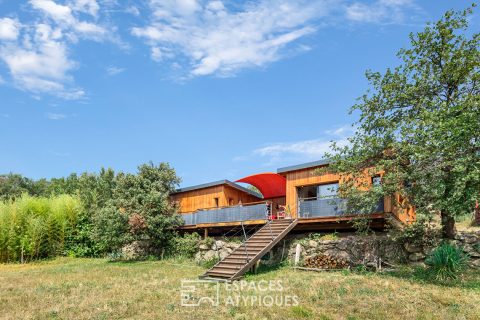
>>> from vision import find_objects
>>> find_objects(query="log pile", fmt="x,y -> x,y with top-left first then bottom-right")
304,254 -> 349,270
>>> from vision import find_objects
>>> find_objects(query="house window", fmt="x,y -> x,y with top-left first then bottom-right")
372,176 -> 381,186
318,183 -> 339,199
297,183 -> 339,201
228,198 -> 234,206
297,185 -> 318,200
214,197 -> 219,207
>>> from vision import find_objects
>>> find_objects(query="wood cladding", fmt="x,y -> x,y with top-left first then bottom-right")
171,184 -> 262,214
282,165 -> 415,223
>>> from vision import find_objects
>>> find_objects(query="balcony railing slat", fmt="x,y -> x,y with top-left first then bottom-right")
298,197 -> 384,218
181,203 -> 267,225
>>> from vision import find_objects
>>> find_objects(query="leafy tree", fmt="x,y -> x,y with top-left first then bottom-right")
326,5 -> 480,238
0,173 -> 37,201
65,169 -> 117,256
92,162 -> 182,254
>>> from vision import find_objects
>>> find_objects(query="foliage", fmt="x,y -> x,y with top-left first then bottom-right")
393,216 -> 439,247
325,5 -> 480,239
200,236 -> 215,248
111,162 -> 182,251
0,194 -> 81,262
201,256 -> 220,269
425,243 -> 468,281
65,169 -> 117,257
351,216 -> 373,235
297,232 -> 339,246
91,205 -> 131,254
1,162 -> 182,259
0,174 -> 48,201
169,233 -> 201,258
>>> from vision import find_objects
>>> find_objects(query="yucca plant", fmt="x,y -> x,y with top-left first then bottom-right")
425,243 -> 468,281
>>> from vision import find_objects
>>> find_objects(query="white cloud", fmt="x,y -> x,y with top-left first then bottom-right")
0,0 -> 109,99
106,66 -> 125,75
254,139 -> 337,158
0,18 -> 20,40
125,6 -> 140,16
46,112 -> 67,120
132,0 -> 332,77
0,23 -> 84,99
72,0 -> 100,17
236,124 -> 354,166
346,0 -> 416,24
30,0 -> 106,39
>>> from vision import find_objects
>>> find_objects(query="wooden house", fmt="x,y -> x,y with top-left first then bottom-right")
173,159 -> 415,235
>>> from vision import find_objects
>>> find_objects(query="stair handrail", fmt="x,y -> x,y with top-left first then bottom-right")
241,221 -> 250,262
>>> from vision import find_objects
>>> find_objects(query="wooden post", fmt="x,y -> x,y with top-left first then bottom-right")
204,228 -> 208,238
294,243 -> 301,267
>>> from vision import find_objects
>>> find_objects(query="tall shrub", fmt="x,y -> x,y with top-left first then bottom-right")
0,194 -> 81,262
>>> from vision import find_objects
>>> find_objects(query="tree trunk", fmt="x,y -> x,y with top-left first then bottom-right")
440,210 -> 456,239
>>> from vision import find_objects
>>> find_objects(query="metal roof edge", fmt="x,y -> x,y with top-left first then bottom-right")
276,159 -> 332,173
173,179 -> 263,198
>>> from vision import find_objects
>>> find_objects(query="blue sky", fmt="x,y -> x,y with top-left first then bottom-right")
0,0 -> 477,187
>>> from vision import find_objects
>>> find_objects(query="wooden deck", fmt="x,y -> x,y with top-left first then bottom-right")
178,213 -> 393,236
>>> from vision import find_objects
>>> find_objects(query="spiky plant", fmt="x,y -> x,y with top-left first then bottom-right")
425,243 -> 468,281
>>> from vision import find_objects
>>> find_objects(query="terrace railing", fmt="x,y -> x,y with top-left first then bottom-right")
298,197 -> 384,219
181,201 -> 271,226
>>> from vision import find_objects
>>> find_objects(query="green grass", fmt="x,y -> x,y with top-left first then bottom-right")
0,257 -> 479,319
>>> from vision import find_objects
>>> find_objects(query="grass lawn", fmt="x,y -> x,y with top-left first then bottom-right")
1,257 -> 479,320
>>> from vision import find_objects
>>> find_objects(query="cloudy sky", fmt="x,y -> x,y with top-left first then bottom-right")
0,0 -> 477,186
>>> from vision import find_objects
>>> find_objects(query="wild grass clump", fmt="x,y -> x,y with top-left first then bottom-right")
0,194 -> 81,263
425,243 -> 468,281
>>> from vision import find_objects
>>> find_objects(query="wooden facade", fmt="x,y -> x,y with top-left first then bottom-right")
171,181 -> 262,214
278,163 -> 414,224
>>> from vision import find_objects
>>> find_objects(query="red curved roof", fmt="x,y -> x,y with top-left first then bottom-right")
236,173 -> 286,199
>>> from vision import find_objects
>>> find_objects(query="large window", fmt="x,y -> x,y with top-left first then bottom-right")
297,182 -> 339,201
297,185 -> 317,200
318,183 -> 339,199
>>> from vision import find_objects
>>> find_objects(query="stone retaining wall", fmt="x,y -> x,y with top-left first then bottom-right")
194,231 -> 480,269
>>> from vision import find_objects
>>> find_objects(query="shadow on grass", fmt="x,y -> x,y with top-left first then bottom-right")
382,266 -> 480,290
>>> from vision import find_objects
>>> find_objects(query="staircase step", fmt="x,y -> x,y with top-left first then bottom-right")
205,272 -> 235,278
214,263 -> 242,269
201,219 -> 298,280
246,240 -> 273,245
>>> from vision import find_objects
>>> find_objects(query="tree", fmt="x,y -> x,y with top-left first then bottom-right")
0,173 -> 37,201
326,5 -> 480,238
92,162 -> 182,254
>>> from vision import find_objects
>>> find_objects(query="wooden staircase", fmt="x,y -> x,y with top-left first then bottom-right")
200,219 -> 298,281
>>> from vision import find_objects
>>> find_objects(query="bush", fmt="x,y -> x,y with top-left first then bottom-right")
91,205 -> 131,255
393,218 -> 438,248
0,194 -> 81,262
425,243 -> 468,281
170,233 -> 201,258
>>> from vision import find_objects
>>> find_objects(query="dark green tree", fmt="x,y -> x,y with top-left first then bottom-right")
0,173 -> 47,201
92,162 -> 182,254
326,5 -> 480,238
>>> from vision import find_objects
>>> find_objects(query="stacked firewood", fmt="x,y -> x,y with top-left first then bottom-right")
304,254 -> 349,269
